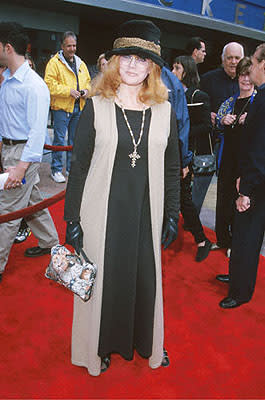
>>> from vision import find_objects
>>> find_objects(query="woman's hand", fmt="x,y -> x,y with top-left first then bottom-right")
221,113 -> 237,126
65,221 -> 83,254
238,112 -> 247,125
162,217 -> 178,250
211,112 -> 217,126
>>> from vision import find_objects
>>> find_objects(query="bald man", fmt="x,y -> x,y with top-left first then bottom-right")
201,42 -> 244,126
192,42 -> 244,216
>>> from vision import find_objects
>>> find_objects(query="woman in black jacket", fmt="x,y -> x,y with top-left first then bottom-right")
172,55 -> 212,261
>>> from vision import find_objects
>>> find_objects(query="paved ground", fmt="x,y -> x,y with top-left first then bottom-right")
39,129 -> 264,256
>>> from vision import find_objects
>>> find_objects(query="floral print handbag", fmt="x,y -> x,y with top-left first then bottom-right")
45,244 -> 97,302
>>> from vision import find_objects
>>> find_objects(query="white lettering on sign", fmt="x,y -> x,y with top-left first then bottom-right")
201,0 -> 213,17
158,0 -> 173,6
235,3 -> 246,25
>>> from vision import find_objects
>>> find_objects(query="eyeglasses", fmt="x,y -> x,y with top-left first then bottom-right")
120,55 -> 149,67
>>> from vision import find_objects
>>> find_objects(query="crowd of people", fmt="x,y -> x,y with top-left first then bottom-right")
0,20 -> 264,376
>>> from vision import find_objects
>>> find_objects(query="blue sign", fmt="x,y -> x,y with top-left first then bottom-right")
133,0 -> 265,32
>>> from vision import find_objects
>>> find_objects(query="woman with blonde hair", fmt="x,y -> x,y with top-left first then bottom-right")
96,53 -> 107,73
64,19 -> 180,376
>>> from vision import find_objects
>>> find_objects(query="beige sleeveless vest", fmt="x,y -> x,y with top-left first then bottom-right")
71,96 -> 171,376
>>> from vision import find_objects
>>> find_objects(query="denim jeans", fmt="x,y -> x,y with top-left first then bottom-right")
51,103 -> 81,174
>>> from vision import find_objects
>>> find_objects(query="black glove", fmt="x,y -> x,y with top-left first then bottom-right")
161,217 -> 178,250
65,221 -> 83,255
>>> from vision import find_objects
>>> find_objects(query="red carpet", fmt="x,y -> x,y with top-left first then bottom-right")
1,200 -> 265,399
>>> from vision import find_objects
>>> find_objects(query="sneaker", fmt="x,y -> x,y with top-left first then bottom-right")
14,226 -> 31,244
51,171 -> 66,183
211,243 -> 222,251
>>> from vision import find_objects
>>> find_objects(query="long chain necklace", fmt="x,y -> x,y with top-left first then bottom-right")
118,99 -> 146,168
231,95 -> 251,129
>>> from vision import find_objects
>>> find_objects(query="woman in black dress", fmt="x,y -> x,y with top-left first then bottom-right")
64,20 -> 180,376
214,57 -> 256,255
172,56 -> 212,261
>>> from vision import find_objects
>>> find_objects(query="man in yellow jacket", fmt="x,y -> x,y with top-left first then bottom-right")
45,31 -> 91,183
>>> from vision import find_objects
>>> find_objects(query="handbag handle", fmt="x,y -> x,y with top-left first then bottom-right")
191,89 -> 214,156
194,133 -> 213,156
191,89 -> 200,104
63,241 -> 93,265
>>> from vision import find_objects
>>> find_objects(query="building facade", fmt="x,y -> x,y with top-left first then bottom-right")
2,0 -> 265,74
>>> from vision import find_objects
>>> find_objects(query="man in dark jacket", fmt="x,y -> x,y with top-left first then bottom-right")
200,42 -> 244,126
186,37 -> 206,65
217,43 -> 265,308
198,42 -> 244,238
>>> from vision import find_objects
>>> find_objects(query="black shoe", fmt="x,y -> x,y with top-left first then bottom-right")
219,297 -> 246,309
161,348 -> 170,367
14,226 -> 31,244
0,274 -> 2,283
216,274 -> 230,283
101,356 -> 111,373
195,239 -> 212,262
24,246 -> 51,257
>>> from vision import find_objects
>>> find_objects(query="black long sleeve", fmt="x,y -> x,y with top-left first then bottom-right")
239,86 -> 265,196
64,98 -> 96,222
164,109 -> 181,221
185,88 -> 212,154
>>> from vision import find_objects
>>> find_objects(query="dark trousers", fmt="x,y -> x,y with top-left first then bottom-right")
181,171 -> 207,244
228,187 -> 265,302
215,167 -> 238,248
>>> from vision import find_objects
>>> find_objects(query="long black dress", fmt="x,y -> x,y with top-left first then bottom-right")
65,98 -> 179,361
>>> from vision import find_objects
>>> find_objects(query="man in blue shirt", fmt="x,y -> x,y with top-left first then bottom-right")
0,22 -> 59,282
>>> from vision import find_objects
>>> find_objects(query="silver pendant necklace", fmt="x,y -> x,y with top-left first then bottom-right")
118,99 -> 146,168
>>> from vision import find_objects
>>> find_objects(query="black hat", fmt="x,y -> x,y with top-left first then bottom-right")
105,19 -> 165,67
